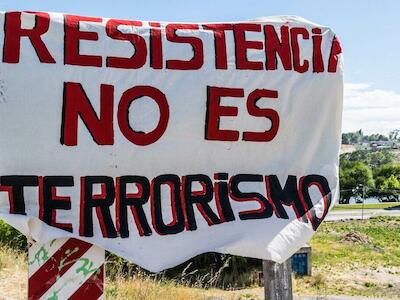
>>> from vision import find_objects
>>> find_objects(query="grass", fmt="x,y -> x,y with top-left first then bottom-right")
333,202 -> 400,210
0,249 -> 250,300
0,218 -> 399,299
105,275 -> 243,300
106,275 -> 210,300
294,216 -> 400,298
0,246 -> 27,300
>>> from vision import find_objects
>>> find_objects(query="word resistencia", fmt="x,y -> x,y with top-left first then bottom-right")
2,12 -> 341,73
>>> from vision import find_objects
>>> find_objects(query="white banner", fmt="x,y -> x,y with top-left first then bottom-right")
0,11 -> 343,271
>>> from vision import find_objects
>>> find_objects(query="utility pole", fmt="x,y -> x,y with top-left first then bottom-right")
263,259 -> 293,300
361,185 -> 366,220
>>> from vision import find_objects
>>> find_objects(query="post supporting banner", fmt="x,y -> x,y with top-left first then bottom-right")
28,238 -> 105,300
263,259 -> 293,300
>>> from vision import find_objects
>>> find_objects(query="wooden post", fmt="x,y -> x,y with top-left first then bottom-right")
263,259 -> 293,300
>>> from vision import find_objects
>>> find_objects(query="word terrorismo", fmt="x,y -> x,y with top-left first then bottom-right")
0,173 -> 332,237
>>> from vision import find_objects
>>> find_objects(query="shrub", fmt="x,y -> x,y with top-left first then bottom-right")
0,219 -> 26,250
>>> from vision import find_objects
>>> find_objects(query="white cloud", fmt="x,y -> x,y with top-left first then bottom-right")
342,83 -> 400,135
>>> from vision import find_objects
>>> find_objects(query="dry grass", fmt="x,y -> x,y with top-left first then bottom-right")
1,217 -> 400,299
105,275 -> 241,300
106,276 -> 205,300
0,246 -> 254,300
0,246 -> 27,300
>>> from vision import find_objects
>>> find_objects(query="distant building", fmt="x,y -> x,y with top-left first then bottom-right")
356,141 -> 400,151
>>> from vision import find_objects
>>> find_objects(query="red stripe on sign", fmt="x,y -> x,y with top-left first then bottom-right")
69,264 -> 104,300
28,238 -> 92,300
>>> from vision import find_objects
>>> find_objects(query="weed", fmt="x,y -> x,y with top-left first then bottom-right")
364,282 -> 376,288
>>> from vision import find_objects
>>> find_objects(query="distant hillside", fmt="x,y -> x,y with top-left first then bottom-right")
340,145 -> 400,162
340,144 -> 357,154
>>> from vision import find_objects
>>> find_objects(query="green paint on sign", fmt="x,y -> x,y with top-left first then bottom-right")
56,246 -> 79,280
76,258 -> 98,277
47,291 -> 58,300
29,246 -> 49,267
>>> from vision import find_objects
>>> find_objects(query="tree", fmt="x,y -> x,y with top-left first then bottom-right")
340,149 -> 395,169
339,161 -> 375,204
364,133 -> 389,142
389,129 -> 400,141
372,163 -> 400,202
342,129 -> 363,144
342,134 -> 350,144
341,130 -> 393,144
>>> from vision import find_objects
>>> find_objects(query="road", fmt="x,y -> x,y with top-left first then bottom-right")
326,207 -> 400,221
295,296 -> 391,300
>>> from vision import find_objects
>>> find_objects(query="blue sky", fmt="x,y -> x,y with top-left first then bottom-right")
1,0 -> 399,134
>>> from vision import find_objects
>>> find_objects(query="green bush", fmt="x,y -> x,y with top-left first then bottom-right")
0,219 -> 26,250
